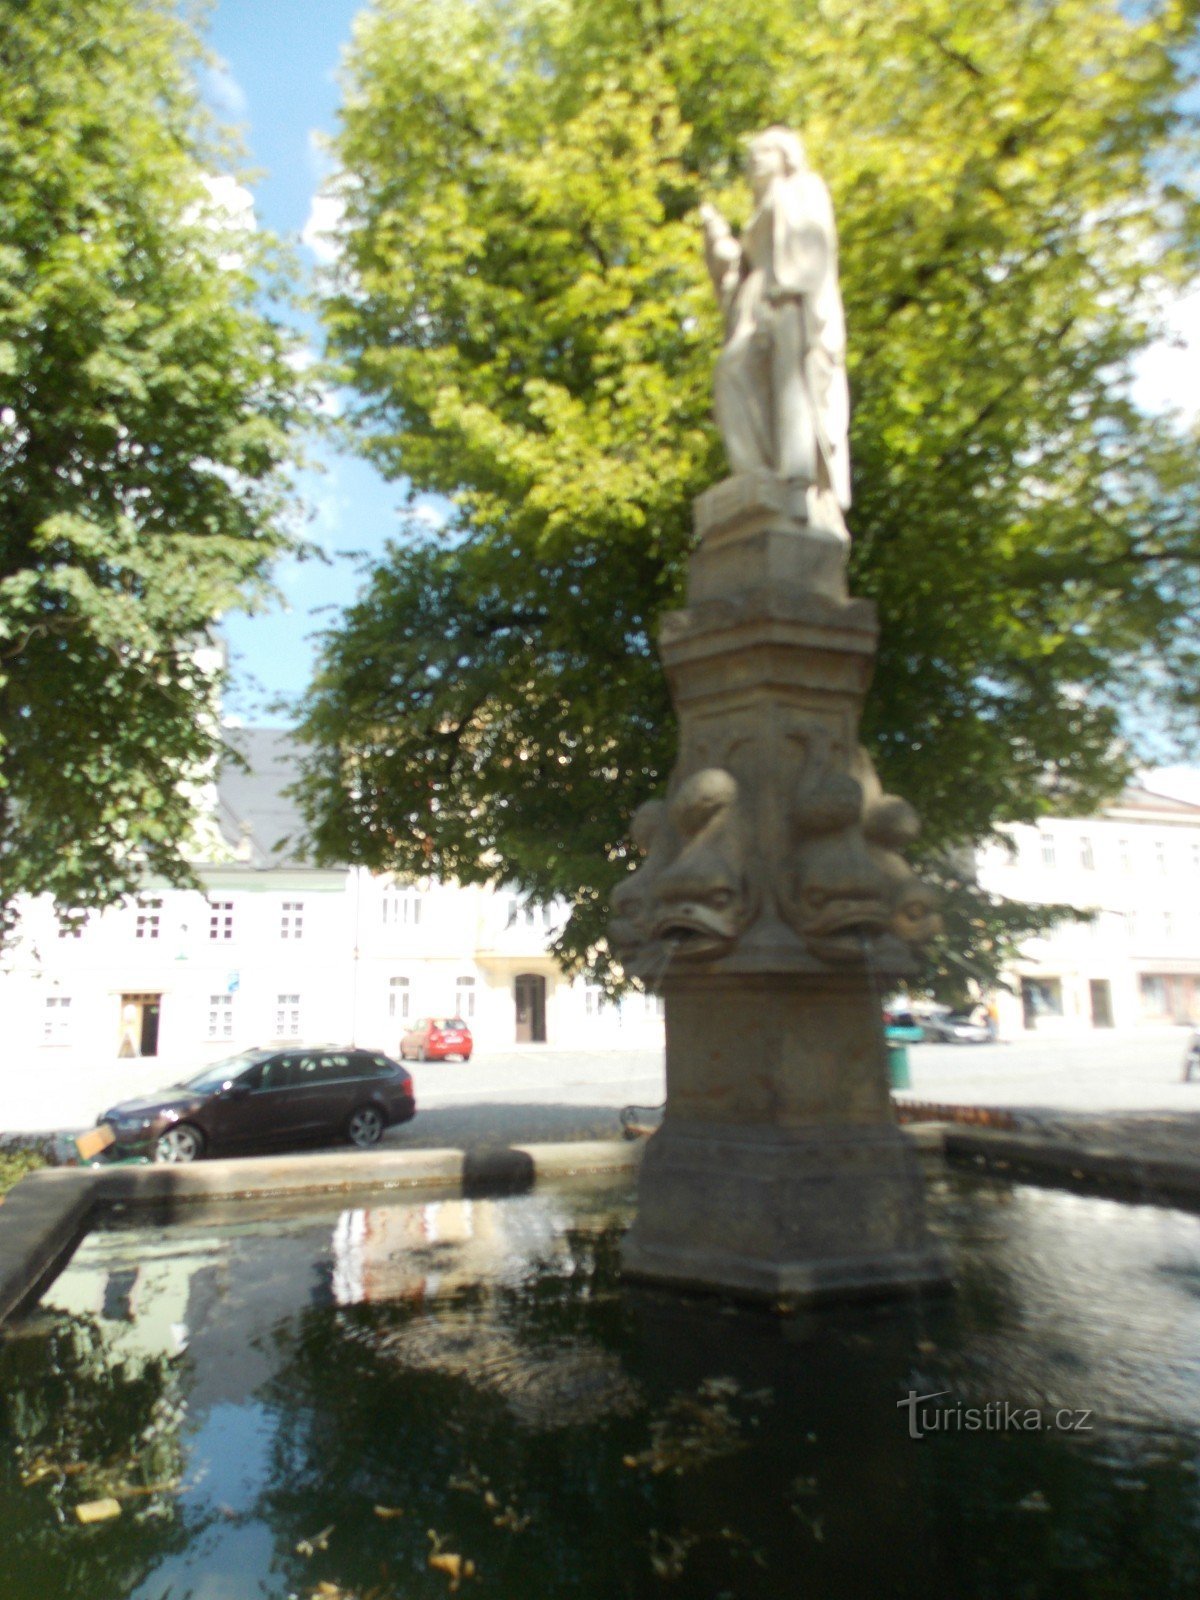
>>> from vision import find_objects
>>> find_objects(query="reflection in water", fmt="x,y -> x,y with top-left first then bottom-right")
3,1173 -> 1200,1596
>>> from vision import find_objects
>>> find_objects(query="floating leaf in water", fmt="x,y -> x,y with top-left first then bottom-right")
75,1498 -> 122,1524
1018,1491 -> 1050,1512
296,1523 -> 335,1556
427,1530 -> 477,1592
648,1530 -> 699,1579
492,1502 -> 532,1533
624,1381 -> 754,1475
373,1504 -> 405,1519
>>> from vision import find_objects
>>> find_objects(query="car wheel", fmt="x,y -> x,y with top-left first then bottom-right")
154,1123 -> 205,1164
348,1105 -> 384,1149
460,1054 -> 472,1063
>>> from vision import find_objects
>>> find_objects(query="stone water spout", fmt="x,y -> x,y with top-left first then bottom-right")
612,127 -> 949,1306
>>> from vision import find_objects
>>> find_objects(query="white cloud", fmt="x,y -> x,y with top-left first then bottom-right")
1131,288 -> 1200,419
200,173 -> 257,231
284,346 -> 340,417
190,174 -> 257,270
302,192 -> 345,266
200,60 -> 249,122
411,499 -> 450,531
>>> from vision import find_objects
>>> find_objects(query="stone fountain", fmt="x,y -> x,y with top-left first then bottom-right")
611,127 -> 949,1306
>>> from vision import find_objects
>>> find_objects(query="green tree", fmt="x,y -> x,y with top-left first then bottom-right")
0,0 -> 310,940
298,0 -> 1200,971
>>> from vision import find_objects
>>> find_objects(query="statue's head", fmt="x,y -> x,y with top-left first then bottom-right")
746,127 -> 806,194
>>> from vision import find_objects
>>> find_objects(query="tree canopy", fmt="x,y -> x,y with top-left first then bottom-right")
0,0 -> 310,939
297,0 -> 1200,972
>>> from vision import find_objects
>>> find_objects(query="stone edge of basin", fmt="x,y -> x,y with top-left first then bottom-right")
0,1139 -> 642,1327
944,1125 -> 1200,1203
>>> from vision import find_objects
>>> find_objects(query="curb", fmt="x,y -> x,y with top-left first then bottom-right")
0,1139 -> 641,1328
943,1125 -> 1200,1206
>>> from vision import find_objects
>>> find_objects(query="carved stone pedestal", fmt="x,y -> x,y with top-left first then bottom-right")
611,474 -> 950,1308
620,973 -> 948,1304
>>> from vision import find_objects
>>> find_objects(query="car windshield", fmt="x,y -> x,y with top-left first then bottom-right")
181,1052 -> 265,1094
432,1018 -> 466,1031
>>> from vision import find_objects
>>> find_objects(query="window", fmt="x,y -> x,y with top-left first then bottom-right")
1193,843 -> 1200,871
207,994 -> 234,1040
1118,838 -> 1131,872
1140,974 -> 1169,1016
382,886 -> 421,926
280,901 -> 304,940
1079,836 -> 1094,871
136,898 -> 162,940
208,899 -> 234,941
455,974 -> 476,1018
584,983 -> 606,1017
388,976 -> 410,1021
43,995 -> 72,1042
1156,840 -> 1167,873
1039,833 -> 1056,868
644,992 -> 664,1017
275,993 -> 301,1039
1022,977 -> 1063,1018
57,917 -> 84,941
1163,911 -> 1174,941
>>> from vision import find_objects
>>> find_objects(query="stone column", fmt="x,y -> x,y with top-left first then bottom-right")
612,474 -> 948,1306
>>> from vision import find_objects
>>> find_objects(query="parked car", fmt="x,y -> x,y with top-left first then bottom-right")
399,1017 -> 473,1062
921,1010 -> 993,1045
1183,1027 -> 1200,1083
97,1046 -> 416,1164
883,1008 -> 926,1045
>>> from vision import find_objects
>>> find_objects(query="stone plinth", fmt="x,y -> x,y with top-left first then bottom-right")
620,972 -> 947,1305
611,474 -> 949,1307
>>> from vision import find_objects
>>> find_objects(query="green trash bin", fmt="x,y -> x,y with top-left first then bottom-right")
887,1040 -> 911,1089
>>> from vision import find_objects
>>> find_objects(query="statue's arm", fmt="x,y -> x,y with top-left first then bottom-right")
700,202 -> 742,315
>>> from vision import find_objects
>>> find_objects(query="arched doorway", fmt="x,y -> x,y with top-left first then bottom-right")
514,973 -> 547,1043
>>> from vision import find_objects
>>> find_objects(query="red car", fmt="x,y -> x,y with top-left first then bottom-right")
400,1016 -> 473,1062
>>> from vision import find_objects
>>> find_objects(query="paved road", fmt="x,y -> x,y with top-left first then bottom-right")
2,1028 -> 1196,1145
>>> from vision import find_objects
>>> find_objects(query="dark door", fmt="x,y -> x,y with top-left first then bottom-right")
514,973 -> 547,1043
247,1052 -> 312,1144
139,999 -> 160,1057
211,1060 -> 272,1149
1089,979 -> 1114,1029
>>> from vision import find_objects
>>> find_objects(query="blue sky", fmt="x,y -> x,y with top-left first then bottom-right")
203,0 -> 404,725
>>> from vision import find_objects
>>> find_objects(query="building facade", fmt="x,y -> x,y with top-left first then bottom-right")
977,786 -> 1200,1034
4,733 -> 1197,1072
0,729 -> 663,1078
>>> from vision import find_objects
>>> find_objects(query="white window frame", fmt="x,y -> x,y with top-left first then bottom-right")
382,887 -> 422,927
43,995 -> 72,1042
208,898 -> 234,942
280,900 -> 304,941
388,976 -> 411,1021
1079,836 -> 1094,871
136,897 -> 162,941
207,993 -> 234,1041
275,993 -> 301,1039
455,974 -> 476,1019
1039,833 -> 1056,869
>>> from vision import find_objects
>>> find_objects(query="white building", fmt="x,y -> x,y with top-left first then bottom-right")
5,731 -> 1197,1073
0,728 -> 663,1080
977,785 -> 1200,1034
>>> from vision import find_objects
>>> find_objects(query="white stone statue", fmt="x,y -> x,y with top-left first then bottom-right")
701,127 -> 850,521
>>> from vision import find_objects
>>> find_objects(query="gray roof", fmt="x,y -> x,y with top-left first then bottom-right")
1110,784 -> 1200,818
215,727 -> 313,869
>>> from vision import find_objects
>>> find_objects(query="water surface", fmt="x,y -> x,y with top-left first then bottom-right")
4,1171 -> 1200,1598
